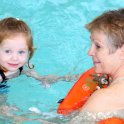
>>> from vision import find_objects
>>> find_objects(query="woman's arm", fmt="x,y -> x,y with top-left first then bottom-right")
80,88 -> 115,112
81,80 -> 124,113
68,84 -> 124,123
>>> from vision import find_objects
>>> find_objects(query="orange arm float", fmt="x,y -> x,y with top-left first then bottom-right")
57,67 -> 102,115
98,117 -> 124,124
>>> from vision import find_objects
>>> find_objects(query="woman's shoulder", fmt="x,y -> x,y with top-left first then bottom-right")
81,87 -> 121,112
89,79 -> 124,101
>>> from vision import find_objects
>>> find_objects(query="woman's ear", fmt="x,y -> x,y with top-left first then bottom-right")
120,45 -> 124,60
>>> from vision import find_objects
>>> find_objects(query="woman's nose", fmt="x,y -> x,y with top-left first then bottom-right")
88,45 -> 95,56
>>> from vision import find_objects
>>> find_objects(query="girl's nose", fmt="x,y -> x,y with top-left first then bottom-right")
11,53 -> 18,61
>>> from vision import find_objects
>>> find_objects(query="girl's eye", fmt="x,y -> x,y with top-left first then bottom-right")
18,51 -> 25,54
5,50 -> 11,53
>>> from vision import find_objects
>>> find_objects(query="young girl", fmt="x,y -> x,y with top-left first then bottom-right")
0,17 -> 35,84
0,17 -> 80,87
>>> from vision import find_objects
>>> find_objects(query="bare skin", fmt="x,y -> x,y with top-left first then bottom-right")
0,65 -> 81,86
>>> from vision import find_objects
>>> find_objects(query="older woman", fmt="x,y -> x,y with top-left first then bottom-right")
69,8 -> 124,123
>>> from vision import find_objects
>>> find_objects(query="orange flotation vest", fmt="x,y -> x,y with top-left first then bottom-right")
57,67 -> 108,115
98,117 -> 124,124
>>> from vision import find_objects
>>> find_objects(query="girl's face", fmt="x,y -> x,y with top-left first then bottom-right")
88,30 -> 121,75
0,34 -> 29,71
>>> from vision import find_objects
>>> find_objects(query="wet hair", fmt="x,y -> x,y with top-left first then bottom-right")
86,8 -> 124,53
0,17 -> 34,60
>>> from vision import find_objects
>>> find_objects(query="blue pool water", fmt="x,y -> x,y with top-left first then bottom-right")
0,0 -> 124,123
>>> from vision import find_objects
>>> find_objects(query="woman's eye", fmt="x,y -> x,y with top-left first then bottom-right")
95,44 -> 101,49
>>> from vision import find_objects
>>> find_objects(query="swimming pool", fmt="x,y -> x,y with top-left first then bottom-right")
0,0 -> 124,123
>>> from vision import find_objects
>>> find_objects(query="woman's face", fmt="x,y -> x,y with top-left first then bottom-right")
88,30 -> 121,75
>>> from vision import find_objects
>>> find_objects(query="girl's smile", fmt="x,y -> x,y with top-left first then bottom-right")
7,63 -> 19,68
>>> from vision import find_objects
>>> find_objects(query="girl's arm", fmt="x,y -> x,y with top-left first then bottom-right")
22,69 -> 81,86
